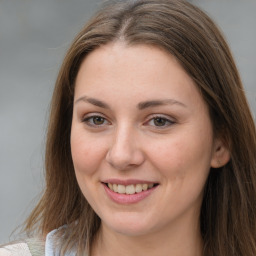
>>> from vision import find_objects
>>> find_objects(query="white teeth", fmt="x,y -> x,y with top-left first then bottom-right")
107,183 -> 155,194
135,184 -> 143,193
113,184 -> 118,193
126,185 -> 135,194
117,184 -> 126,194
142,184 -> 148,191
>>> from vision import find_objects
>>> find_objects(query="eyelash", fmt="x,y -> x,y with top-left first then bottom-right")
81,114 -> 175,129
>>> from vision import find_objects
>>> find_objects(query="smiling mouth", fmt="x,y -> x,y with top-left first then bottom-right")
103,183 -> 159,195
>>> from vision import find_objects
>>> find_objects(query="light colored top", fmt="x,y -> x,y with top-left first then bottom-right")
0,228 -> 78,256
0,243 -> 32,256
45,229 -> 76,256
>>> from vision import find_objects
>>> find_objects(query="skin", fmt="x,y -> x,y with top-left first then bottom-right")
71,42 -> 230,256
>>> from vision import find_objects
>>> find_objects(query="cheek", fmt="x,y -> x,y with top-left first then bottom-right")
70,128 -> 107,176
147,128 -> 213,179
70,129 -> 107,205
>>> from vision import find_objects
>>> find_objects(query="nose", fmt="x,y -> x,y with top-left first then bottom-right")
105,126 -> 145,170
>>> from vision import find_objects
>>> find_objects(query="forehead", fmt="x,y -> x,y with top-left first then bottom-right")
74,42 -> 205,111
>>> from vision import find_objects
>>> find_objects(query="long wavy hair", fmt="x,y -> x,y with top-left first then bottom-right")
25,0 -> 256,255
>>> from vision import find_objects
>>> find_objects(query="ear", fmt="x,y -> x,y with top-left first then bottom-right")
210,138 -> 230,168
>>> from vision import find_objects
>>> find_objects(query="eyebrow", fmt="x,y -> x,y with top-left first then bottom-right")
75,96 -> 111,109
74,96 -> 187,109
137,99 -> 187,109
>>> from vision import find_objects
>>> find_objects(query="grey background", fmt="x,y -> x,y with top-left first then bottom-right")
0,0 -> 255,243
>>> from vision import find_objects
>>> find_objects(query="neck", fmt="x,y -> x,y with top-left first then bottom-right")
92,217 -> 203,256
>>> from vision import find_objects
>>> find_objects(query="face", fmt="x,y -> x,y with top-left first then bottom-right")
71,43 -> 224,238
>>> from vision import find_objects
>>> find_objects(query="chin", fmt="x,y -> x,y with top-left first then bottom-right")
102,213 -> 156,237
109,224 -> 152,237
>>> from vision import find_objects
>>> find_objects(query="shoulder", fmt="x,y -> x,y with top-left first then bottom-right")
0,238 -> 45,256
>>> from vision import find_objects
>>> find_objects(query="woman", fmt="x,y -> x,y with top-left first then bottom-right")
1,0 -> 256,255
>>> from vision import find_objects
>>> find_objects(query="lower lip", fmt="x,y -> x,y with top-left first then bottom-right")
103,184 -> 158,204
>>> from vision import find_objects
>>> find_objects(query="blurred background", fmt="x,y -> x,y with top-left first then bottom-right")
0,0 -> 255,243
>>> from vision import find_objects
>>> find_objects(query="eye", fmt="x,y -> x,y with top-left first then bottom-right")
146,116 -> 175,128
152,117 -> 168,126
82,115 -> 110,127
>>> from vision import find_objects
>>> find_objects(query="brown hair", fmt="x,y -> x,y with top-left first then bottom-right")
25,0 -> 256,255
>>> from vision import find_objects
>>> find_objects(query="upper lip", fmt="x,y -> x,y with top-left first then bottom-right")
102,179 -> 159,186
